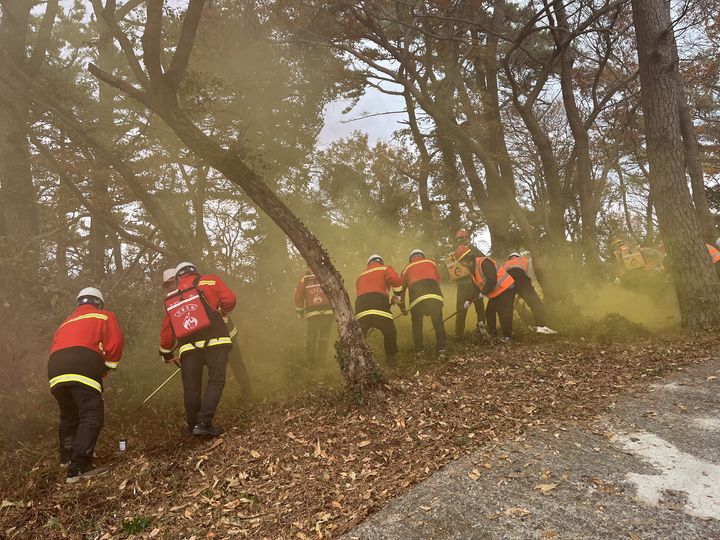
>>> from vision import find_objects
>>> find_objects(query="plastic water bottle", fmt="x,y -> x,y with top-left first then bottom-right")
119,437 -> 127,452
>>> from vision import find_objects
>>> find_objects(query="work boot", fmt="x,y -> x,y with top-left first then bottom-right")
191,423 -> 224,437
496,336 -> 511,344
535,326 -> 558,335
66,465 -> 110,484
437,348 -> 447,361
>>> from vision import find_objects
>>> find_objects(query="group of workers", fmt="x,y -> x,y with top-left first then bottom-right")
47,229 -> 556,483
294,229 -> 557,365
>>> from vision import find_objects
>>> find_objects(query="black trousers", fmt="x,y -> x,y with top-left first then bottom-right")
455,280 -> 485,336
411,299 -> 447,352
51,383 -> 104,472
306,314 -> 334,363
486,288 -> 516,338
358,314 -> 398,357
515,279 -> 546,327
180,346 -> 229,427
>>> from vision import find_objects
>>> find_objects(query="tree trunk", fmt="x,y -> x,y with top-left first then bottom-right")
677,93 -> 715,242
631,0 -> 720,328
0,0 -> 39,275
553,0 -> 601,268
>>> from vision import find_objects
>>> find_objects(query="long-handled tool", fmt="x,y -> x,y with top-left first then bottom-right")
130,362 -> 181,415
366,309 -> 406,337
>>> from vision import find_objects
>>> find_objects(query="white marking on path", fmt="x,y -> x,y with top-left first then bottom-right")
692,416 -> 720,431
613,431 -> 720,520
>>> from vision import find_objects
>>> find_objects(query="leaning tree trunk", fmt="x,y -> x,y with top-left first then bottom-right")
155,102 -> 378,391
87,0 -> 378,392
631,0 -> 720,328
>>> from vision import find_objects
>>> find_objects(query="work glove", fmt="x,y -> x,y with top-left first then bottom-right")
160,351 -> 174,363
296,310 -> 305,319
391,295 -> 402,305
463,299 -> 472,310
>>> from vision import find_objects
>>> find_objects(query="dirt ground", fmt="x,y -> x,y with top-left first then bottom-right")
0,334 -> 717,539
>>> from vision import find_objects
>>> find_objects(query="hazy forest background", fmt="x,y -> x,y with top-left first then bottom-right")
2,0 -> 720,454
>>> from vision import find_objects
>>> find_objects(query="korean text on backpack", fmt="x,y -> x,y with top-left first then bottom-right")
163,279 -> 212,340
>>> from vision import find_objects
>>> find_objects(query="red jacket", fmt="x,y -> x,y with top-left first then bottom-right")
356,262 -> 402,297
354,262 -> 403,319
160,273 -> 236,354
48,304 -> 124,393
294,272 -> 332,318
50,304 -> 124,368
401,257 -> 443,309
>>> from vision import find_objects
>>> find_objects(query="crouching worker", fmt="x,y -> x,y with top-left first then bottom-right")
355,255 -> 403,362
462,255 -> 515,342
504,253 -> 557,335
160,262 -> 236,437
401,249 -> 447,359
48,287 -> 124,483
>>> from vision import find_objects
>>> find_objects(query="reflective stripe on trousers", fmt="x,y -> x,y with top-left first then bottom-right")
178,336 -> 233,356
356,309 -> 394,320
409,294 -> 444,310
49,374 -> 102,393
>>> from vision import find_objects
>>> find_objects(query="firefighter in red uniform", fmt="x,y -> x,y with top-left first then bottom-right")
504,253 -> 557,334
355,255 -> 404,361
453,229 -> 484,337
295,268 -> 334,365
401,249 -> 447,358
160,262 -> 236,437
462,254 -> 516,341
48,287 -> 124,482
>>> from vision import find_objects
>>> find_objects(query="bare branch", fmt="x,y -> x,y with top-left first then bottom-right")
166,0 -> 206,87
28,0 -> 58,75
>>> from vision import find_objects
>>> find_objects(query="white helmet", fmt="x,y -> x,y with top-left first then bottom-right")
367,254 -> 384,265
162,268 -> 176,284
77,287 -> 104,307
508,252 -> 521,259
409,249 -> 424,260
175,261 -> 198,278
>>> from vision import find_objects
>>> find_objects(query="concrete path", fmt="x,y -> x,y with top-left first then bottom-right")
345,359 -> 720,539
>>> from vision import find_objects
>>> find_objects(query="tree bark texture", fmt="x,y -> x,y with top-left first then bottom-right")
631,0 -> 720,328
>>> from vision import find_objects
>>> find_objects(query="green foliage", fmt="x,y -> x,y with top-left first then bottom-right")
121,515 -> 153,535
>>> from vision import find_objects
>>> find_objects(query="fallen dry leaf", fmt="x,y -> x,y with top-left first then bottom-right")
534,482 -> 558,494
504,506 -> 531,518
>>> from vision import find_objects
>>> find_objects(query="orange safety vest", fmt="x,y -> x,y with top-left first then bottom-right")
504,255 -> 529,273
473,257 -> 514,298
706,244 -> 720,264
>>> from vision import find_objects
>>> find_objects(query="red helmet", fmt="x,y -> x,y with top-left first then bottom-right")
455,229 -> 468,239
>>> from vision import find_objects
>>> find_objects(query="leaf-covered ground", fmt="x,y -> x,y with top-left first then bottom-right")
1,334 -> 715,539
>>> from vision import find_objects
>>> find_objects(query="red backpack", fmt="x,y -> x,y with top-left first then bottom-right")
163,276 -> 212,340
